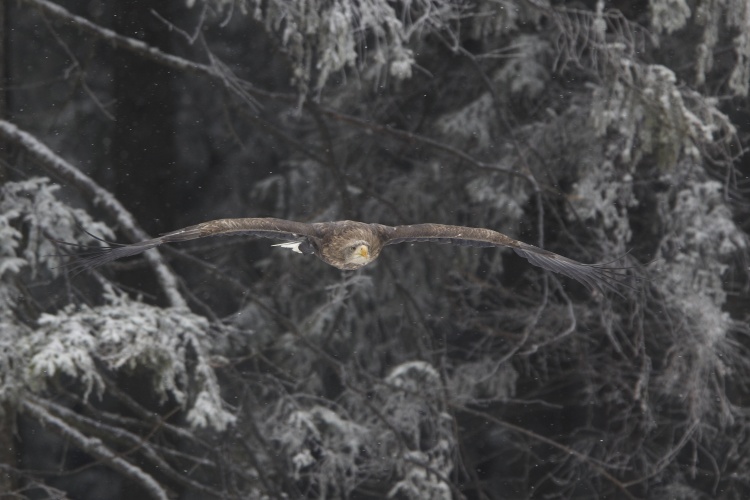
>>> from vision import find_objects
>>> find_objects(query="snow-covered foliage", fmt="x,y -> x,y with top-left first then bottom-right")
26,287 -> 234,431
265,360 -> 455,497
0,321 -> 28,416
0,177 -> 119,417
468,0 -> 543,39
437,93 -> 497,149
0,177 -> 113,281
380,362 -> 454,498
388,439 -> 453,499
195,0 -> 458,98
0,177 -> 233,432
649,0 -> 691,34
656,180 -> 745,315
568,160 -> 636,250
652,180 -> 747,420
651,0 -> 750,96
494,34 -> 552,100
272,404 -> 368,497
590,62 -> 736,167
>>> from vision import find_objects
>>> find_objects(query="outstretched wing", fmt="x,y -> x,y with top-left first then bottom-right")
58,218 -> 318,272
383,223 -> 629,293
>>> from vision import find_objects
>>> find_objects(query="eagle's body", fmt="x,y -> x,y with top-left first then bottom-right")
62,217 -> 629,293
311,221 -> 388,270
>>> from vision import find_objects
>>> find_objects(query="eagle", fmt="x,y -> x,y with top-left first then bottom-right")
62,218 -> 628,293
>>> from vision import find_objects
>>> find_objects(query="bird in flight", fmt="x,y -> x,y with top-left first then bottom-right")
61,218 -> 629,293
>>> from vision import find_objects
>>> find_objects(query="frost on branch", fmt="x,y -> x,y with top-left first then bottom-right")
388,439 -> 453,500
729,26 -> 750,96
25,288 -> 235,431
649,0 -> 691,35
494,34 -> 552,100
653,179 -> 748,420
650,0 -> 750,96
446,357 -> 518,406
0,172 -> 115,400
0,321 -> 28,415
380,361 -> 444,445
264,360 -> 455,497
468,0 -> 542,39
568,160 -> 636,250
271,404 -> 369,497
590,63 -> 736,168
193,0 -> 457,96
437,93 -> 496,149
383,361 -> 454,499
0,177 -> 113,281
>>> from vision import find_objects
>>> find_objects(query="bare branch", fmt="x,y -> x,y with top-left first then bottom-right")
41,397 -> 227,498
456,405 -> 637,500
22,397 -> 169,500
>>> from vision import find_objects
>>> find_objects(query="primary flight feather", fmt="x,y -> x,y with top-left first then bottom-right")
61,218 -> 628,293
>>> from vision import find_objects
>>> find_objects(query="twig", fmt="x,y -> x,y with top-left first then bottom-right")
150,4 -> 207,45
39,14 -> 115,120
22,0 -> 267,108
307,102 -> 354,217
456,405 -> 637,499
41,397 -> 225,498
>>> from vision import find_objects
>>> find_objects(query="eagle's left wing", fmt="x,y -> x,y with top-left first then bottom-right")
382,223 -> 629,294
56,218 -> 318,273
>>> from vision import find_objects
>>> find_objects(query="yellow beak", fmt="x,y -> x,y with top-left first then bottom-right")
359,246 -> 369,258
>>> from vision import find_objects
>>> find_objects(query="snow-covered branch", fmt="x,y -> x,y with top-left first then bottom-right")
22,0 -> 211,77
0,119 -> 186,309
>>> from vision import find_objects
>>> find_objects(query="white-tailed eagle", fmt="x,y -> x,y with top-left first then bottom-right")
62,218 -> 628,293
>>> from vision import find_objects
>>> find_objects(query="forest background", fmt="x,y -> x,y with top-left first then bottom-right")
1,0 -> 750,498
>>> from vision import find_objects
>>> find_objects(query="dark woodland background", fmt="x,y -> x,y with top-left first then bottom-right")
1,0 -> 750,499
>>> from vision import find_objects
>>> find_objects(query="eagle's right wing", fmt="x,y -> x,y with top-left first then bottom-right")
54,218 -> 318,272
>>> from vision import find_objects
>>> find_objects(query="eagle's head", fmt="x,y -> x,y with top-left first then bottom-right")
315,222 -> 384,270
340,240 -> 373,269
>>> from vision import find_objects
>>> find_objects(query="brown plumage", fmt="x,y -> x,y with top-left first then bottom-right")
60,218 -> 629,293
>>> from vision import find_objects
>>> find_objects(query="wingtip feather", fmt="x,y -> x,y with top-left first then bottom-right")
47,235 -> 160,275
513,246 -> 634,296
